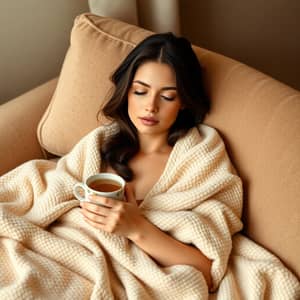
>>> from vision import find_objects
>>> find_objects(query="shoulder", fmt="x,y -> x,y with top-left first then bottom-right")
172,124 -> 235,170
178,124 -> 225,151
197,124 -> 225,148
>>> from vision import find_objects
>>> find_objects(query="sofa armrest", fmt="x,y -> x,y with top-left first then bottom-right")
0,78 -> 58,176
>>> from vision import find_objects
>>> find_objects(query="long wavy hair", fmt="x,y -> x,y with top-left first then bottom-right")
100,32 -> 210,181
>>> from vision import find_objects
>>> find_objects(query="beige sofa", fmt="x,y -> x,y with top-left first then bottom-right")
0,13 -> 299,281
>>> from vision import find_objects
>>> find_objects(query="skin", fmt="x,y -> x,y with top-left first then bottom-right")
80,62 -> 212,289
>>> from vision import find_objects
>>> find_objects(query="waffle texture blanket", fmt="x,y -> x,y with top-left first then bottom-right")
0,124 -> 299,299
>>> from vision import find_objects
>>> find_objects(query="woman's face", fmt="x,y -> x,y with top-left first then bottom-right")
127,61 -> 182,138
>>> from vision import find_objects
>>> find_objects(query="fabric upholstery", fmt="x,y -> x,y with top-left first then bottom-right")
0,78 -> 58,176
38,13 -> 151,156
36,13 -> 300,278
196,49 -> 300,278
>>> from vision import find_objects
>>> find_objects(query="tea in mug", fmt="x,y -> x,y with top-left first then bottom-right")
88,179 -> 121,193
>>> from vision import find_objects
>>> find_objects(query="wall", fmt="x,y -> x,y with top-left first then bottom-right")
0,0 -> 89,104
1,1 -> 299,104
180,0 -> 300,91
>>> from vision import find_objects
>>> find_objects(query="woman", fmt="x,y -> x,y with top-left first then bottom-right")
80,33 -> 213,289
0,33 -> 244,298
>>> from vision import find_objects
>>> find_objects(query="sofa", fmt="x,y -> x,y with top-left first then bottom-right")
0,13 -> 299,283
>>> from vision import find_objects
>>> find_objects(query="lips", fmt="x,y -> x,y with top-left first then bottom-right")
139,116 -> 159,126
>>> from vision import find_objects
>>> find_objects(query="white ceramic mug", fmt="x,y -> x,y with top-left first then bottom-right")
73,173 -> 126,202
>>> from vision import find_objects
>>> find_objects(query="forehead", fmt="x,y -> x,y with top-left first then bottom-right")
133,61 -> 176,86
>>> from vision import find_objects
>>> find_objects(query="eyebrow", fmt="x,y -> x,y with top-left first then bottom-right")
133,80 -> 177,91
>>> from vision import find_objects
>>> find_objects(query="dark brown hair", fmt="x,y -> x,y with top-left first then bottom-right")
100,32 -> 210,181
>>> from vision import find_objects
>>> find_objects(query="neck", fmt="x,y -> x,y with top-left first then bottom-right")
138,133 -> 171,154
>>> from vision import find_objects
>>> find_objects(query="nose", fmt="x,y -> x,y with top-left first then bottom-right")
145,94 -> 159,113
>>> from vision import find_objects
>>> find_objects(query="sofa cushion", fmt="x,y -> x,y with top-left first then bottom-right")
37,13 -> 151,156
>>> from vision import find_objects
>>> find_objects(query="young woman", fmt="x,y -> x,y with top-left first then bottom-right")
2,32 -> 298,299
79,33 -> 213,288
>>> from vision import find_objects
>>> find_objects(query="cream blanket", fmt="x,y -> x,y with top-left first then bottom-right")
0,124 -> 299,299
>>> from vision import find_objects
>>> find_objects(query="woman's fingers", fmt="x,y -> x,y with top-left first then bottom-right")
81,207 -> 106,223
89,195 -> 115,207
80,191 -> 142,237
83,216 -> 106,231
81,204 -> 121,233
80,201 -> 111,216
80,197 -> 124,229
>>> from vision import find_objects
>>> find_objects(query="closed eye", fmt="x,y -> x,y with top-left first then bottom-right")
161,95 -> 175,101
134,91 -> 146,95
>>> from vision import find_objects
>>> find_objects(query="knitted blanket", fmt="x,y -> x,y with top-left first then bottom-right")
0,124 -> 299,299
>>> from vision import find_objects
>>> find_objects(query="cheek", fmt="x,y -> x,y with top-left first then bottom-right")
127,96 -> 139,118
164,104 -> 181,122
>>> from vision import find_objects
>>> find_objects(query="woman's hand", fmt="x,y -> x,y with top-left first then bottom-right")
80,184 -> 143,240
80,184 -> 212,288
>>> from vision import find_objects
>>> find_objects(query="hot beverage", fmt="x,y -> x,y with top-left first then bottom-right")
89,180 -> 121,192
73,172 -> 125,201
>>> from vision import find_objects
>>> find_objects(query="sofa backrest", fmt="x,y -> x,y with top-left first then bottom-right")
195,47 -> 300,278
37,13 -> 300,278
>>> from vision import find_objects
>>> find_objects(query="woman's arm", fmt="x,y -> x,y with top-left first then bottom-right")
130,216 -> 212,288
80,185 -> 212,288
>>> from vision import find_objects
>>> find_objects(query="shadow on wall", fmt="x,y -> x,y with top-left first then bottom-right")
0,0 -> 89,104
179,0 -> 300,91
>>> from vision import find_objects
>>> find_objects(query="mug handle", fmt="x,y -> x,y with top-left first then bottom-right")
73,183 -> 86,201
